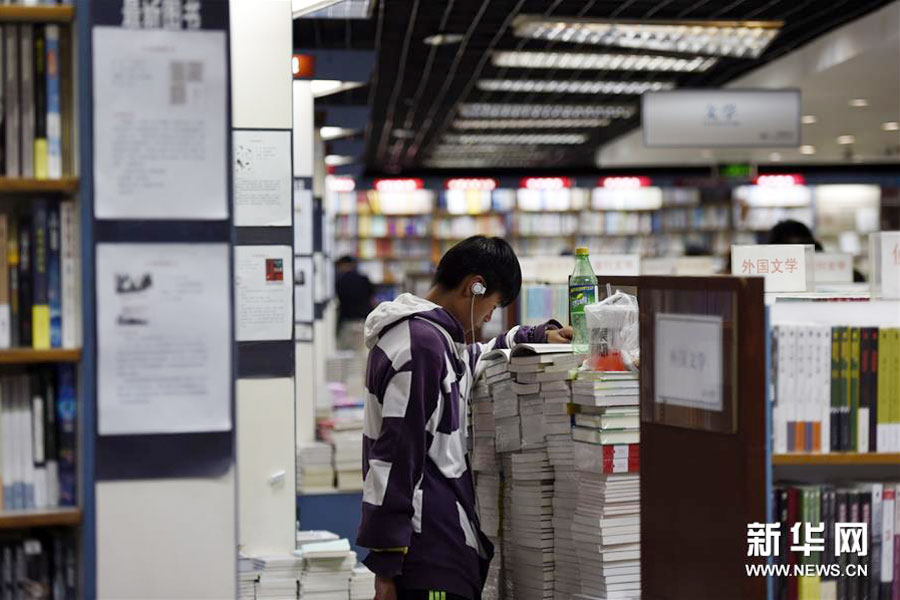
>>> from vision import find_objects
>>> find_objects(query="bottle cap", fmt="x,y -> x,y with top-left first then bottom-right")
575,247 -> 589,256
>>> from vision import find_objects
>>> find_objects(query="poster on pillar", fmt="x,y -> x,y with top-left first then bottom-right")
91,6 -> 229,220
235,245 -> 294,341
96,243 -> 232,435
233,130 -> 292,227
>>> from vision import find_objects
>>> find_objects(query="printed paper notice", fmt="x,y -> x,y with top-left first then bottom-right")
235,245 -> 293,341
234,130 -> 292,226
293,183 -> 314,255
96,243 -> 231,435
654,313 -> 723,411
93,27 -> 228,220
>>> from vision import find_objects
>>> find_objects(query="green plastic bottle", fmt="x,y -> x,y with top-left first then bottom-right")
569,247 -> 598,354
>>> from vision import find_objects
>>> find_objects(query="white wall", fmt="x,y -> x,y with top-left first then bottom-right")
97,474 -> 237,599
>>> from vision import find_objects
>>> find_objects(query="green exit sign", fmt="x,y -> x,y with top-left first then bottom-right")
719,163 -> 753,178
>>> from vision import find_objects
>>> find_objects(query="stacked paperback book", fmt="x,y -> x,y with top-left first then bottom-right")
238,553 -> 264,600
571,369 -> 641,600
256,554 -> 303,600
509,450 -> 556,600
296,535 -> 356,600
296,441 -> 335,493
350,565 -> 376,600
324,386 -> 365,491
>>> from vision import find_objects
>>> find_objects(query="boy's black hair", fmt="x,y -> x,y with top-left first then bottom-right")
433,236 -> 522,307
336,255 -> 357,267
767,219 -> 823,251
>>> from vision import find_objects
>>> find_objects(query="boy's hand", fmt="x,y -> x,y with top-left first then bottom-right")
547,326 -> 574,344
374,576 -> 397,600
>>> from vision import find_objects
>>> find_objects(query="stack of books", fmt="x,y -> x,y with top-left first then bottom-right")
256,554 -> 303,600
484,350 -> 520,454
508,450 -> 556,600
501,455 -> 516,600
571,371 -> 641,600
325,352 -> 367,399
331,427 -> 363,491
296,441 -> 335,493
296,537 -> 355,600
349,565 -> 375,600
470,369 -> 503,600
238,553 -> 263,600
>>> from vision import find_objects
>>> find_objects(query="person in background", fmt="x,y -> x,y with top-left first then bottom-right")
358,236 -> 573,600
767,219 -> 865,281
335,255 -> 375,352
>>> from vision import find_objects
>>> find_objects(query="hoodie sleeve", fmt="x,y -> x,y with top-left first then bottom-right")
357,323 -> 444,577
468,319 -> 563,377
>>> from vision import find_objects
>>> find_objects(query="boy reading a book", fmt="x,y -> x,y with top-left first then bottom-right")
357,236 -> 573,600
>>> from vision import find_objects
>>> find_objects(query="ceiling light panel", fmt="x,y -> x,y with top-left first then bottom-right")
492,51 -> 718,72
477,79 -> 675,95
512,17 -> 782,59
458,103 -> 635,119
297,0 -> 373,19
443,133 -> 587,145
452,118 -> 610,129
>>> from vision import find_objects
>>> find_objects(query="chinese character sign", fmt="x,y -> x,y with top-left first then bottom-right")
732,244 -> 814,292
746,522 -> 867,558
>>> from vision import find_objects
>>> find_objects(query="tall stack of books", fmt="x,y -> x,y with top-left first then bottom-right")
296,441 -> 334,493
771,324 -> 900,454
256,554 -> 303,600
486,350 -> 519,454
772,481 -> 900,600
238,553 -> 264,600
508,450 -> 556,600
570,370 -> 641,600
296,537 -> 355,600
349,565 -> 375,600
471,371 -> 502,600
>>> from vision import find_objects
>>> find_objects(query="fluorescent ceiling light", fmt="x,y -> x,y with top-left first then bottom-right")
324,154 -> 356,166
848,98 -> 869,107
310,79 -> 365,98
882,121 -> 900,131
512,16 -> 782,59
295,0 -> 373,19
768,152 -> 782,162
837,135 -> 855,145
477,79 -> 674,95
443,133 -> 587,145
492,51 -> 718,72
452,118 -> 610,129
458,103 -> 635,119
800,145 -> 816,155
801,115 -> 817,124
319,127 -> 358,140
292,0 -> 344,18
424,33 -> 464,46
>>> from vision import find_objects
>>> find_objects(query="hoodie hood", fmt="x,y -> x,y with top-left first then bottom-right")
364,293 -> 464,349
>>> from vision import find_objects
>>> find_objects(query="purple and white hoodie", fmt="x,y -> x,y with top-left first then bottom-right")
357,293 -> 560,599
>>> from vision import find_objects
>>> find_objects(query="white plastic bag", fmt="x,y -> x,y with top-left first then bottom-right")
583,290 -> 640,372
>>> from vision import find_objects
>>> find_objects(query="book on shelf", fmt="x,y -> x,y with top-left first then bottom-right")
773,324 -> 900,454
0,364 -> 76,511
0,201 -> 78,350
0,533 -> 77,600
0,24 -> 66,180
773,481 -> 900,600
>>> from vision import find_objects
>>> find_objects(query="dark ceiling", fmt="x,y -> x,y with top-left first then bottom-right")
294,0 -> 896,176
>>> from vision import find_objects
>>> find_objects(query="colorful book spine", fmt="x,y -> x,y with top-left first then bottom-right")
0,214 -> 9,349
7,216 -> 19,348
831,327 -> 841,452
849,328 -> 860,453
44,25 -> 61,180
59,200 -> 77,349
33,25 -> 47,180
30,200 -> 49,349
4,25 -> 20,177
47,204 -> 61,348
55,364 -> 76,507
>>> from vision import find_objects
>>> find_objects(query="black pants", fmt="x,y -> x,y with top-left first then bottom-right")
398,591 -> 469,600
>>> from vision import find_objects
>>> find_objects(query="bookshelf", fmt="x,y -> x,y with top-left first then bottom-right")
772,452 -> 900,466
0,508 -> 81,529
0,348 -> 81,364
0,6 -> 75,23
0,176 -> 79,193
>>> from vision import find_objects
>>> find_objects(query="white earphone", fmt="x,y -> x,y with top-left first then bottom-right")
469,280 -> 486,341
471,281 -> 486,296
